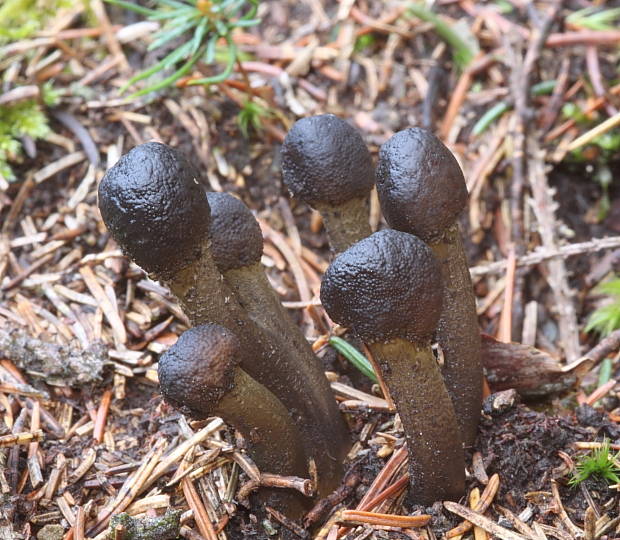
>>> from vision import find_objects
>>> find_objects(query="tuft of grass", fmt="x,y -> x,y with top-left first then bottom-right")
105,0 -> 261,97
569,439 -> 620,487
586,278 -> 620,336
566,6 -> 620,31
328,336 -> 378,383
236,99 -> 272,138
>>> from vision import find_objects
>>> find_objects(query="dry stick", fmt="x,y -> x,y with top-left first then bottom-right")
93,389 -> 112,443
528,143 -> 581,362
495,505 -> 539,539
567,110 -> 620,152
581,327 -> 620,366
470,235 -> 620,277
446,474 -> 500,538
508,0 -> 565,341
550,480 -> 583,538
496,247 -> 516,343
88,439 -> 167,536
180,455 -> 218,540
444,502 -> 526,540
338,510 -> 430,529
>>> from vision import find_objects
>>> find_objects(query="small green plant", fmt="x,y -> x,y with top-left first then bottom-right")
236,98 -> 272,137
406,3 -> 478,69
586,278 -> 620,336
105,0 -> 260,97
569,440 -> 620,487
566,6 -> 620,31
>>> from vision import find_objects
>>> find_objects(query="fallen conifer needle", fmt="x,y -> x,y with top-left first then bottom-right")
446,473 -> 500,537
338,509 -> 430,528
443,501 -> 526,540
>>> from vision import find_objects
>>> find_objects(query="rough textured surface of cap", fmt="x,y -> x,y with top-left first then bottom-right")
320,229 -> 442,343
376,128 -> 468,242
281,114 -> 374,207
158,324 -> 241,418
207,192 -> 263,272
98,142 -> 210,279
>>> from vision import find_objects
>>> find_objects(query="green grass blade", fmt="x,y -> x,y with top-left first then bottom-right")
407,3 -> 477,68
119,40 -> 193,93
328,336 -> 378,382
472,102 -> 511,136
104,0 -> 156,16
148,17 -> 197,50
129,44 -> 205,97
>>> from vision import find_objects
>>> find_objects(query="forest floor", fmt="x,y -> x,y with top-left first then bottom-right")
1,0 -> 620,539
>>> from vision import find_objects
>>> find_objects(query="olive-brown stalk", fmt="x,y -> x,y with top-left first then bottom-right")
158,324 -> 311,517
376,127 -> 482,447
206,191 -> 350,494
320,230 -> 465,505
281,114 -> 375,254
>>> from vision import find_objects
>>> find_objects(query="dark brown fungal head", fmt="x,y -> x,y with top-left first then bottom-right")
158,324 -> 241,418
320,229 -> 442,343
281,114 -> 374,208
206,192 -> 263,273
98,142 -> 210,280
376,128 -> 468,242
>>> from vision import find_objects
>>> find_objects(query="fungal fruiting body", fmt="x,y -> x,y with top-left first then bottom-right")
98,143 -> 346,501
206,191 -> 350,496
376,127 -> 482,447
158,324 -> 311,516
321,229 -> 465,505
281,114 -> 375,253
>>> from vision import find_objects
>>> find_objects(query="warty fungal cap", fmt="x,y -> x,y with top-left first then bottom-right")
98,142 -> 210,280
281,114 -> 374,207
206,192 -> 263,273
376,128 -> 468,242
320,229 -> 442,343
158,324 -> 241,419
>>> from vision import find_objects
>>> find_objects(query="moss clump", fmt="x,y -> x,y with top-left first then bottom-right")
108,510 -> 182,540
0,98 -> 51,181
0,0 -> 75,43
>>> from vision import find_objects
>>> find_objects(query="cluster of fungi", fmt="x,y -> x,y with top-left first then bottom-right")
97,114 -> 483,528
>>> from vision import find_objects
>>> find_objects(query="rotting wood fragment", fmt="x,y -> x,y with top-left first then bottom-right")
0,325 -> 107,386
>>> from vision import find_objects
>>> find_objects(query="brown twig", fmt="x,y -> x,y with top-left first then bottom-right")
338,510 -> 430,529
507,0 -> 564,340
93,389 -> 112,443
446,474 -> 500,538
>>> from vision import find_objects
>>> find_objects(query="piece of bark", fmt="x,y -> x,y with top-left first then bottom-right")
481,334 -> 591,398
0,325 -> 107,386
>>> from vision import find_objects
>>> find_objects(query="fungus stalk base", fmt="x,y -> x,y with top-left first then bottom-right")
317,196 -> 372,254
225,263 -> 349,495
216,369 -> 311,518
162,246 -> 345,497
428,224 -> 482,447
369,338 -> 465,505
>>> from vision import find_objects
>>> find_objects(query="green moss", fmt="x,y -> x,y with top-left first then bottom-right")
0,99 -> 51,181
108,510 -> 182,540
0,0 -> 75,43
